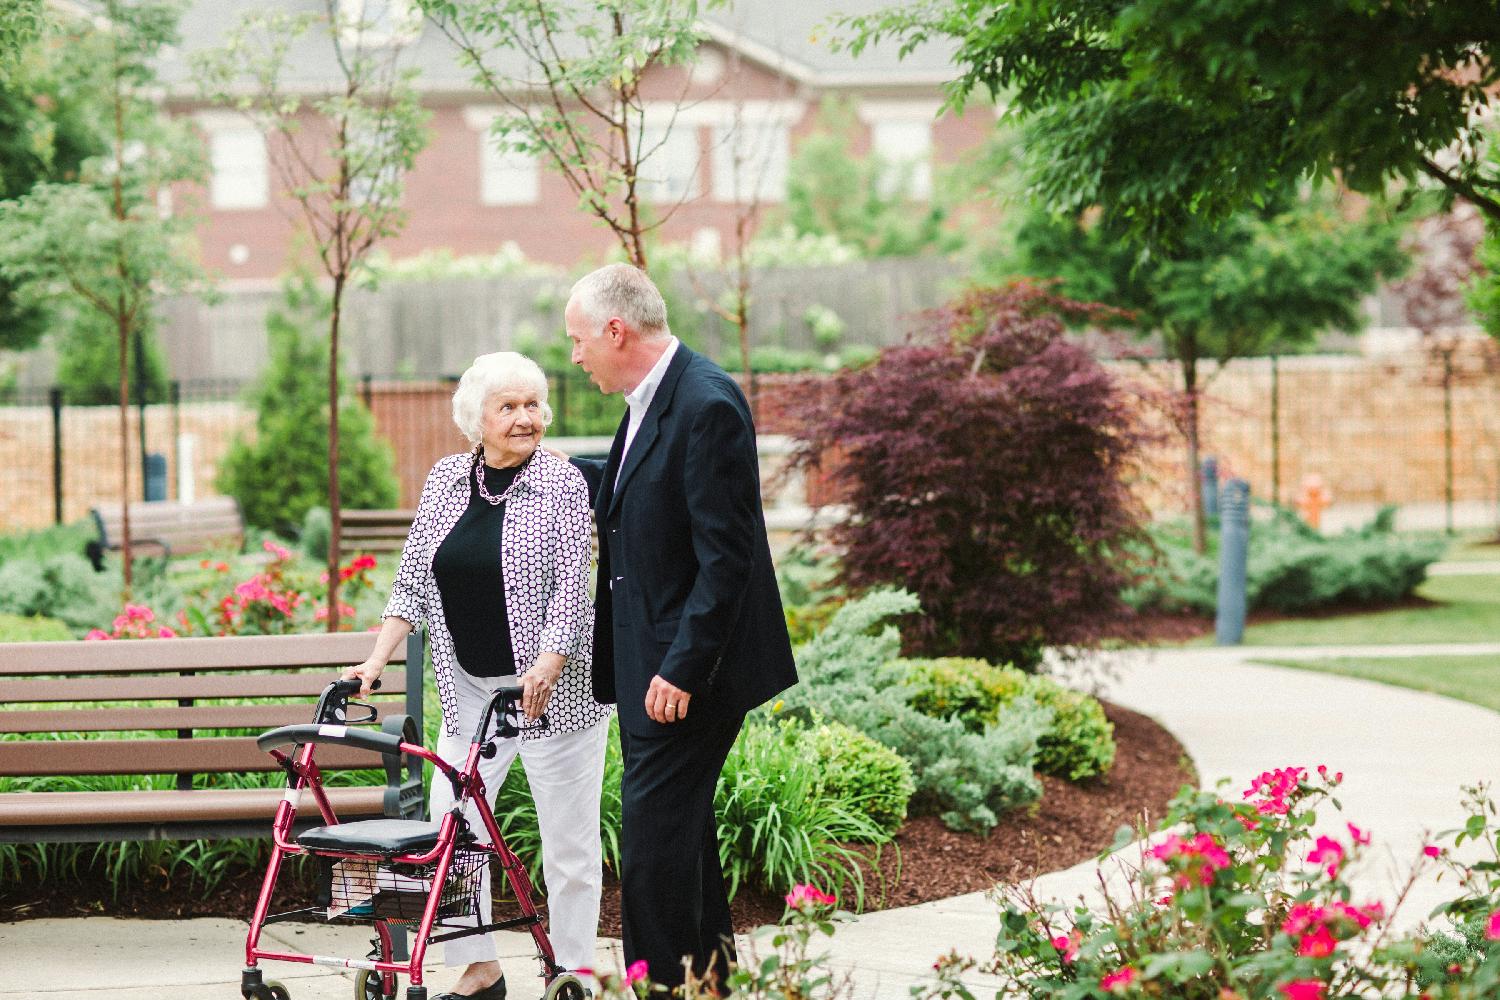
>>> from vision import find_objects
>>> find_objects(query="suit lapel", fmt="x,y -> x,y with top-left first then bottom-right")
608,346 -> 693,518
597,413 -> 629,522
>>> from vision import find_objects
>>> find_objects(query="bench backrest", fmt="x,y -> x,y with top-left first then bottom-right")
92,496 -> 245,554
0,631 -> 425,784
341,509 -> 416,554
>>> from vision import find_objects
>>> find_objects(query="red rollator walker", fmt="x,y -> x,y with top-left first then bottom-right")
241,677 -> 587,1000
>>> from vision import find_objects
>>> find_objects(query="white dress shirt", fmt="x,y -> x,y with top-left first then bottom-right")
616,336 -> 679,489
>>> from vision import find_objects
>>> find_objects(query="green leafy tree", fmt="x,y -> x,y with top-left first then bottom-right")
783,97 -> 961,259
0,0 -> 204,592
219,273 -> 398,539
195,1 -> 428,629
420,0 -> 716,271
840,0 -> 1500,243
1008,194 -> 1407,551
0,0 -> 43,80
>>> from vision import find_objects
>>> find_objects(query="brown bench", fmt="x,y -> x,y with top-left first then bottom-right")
341,508 -> 416,555
85,496 -> 246,570
0,630 -> 426,844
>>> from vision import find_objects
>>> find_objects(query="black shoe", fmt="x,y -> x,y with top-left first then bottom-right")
433,976 -> 506,1000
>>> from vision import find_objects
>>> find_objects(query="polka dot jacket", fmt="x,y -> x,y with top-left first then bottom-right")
383,448 -> 611,740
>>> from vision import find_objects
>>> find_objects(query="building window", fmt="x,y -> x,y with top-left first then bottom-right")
346,125 -> 403,206
480,134 -> 539,206
637,125 -> 700,204
339,0 -> 422,47
711,116 -> 789,204
208,127 -> 268,210
870,118 -> 933,200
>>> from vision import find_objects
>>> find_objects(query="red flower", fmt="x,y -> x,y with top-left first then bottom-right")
1486,910 -> 1500,941
1278,980 -> 1325,1000
1100,966 -> 1137,993
784,883 -> 837,909
1297,925 -> 1337,958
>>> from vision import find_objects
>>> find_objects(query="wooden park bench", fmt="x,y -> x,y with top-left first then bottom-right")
341,509 -> 416,555
0,630 -> 426,844
85,495 -> 245,570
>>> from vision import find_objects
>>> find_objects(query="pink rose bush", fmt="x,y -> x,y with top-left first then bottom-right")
923,767 -> 1500,1000
169,543 -> 381,636
85,602 -> 177,640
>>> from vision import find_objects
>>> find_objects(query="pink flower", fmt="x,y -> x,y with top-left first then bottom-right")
624,960 -> 648,985
1278,980 -> 1326,1000
157,626 -> 178,638
1101,966 -> 1137,992
1347,823 -> 1371,846
1297,925 -> 1337,958
85,628 -> 111,640
1051,933 -> 1080,962
1423,845 -> 1442,858
1306,836 -> 1345,877
784,883 -> 837,909
1486,910 -> 1500,941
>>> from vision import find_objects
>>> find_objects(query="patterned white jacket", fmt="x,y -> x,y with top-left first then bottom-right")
382,448 -> 609,739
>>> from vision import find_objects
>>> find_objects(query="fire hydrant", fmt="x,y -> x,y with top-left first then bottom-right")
1296,474 -> 1332,530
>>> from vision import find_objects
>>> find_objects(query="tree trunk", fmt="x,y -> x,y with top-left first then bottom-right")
117,309 -> 133,592
1443,348 -> 1455,536
326,271 -> 345,632
1183,344 -> 1206,554
1270,353 -> 1281,506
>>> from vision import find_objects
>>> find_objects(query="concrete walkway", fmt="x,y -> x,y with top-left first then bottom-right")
6,645 -> 1500,999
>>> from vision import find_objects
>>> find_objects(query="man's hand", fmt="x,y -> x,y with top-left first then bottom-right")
340,659 -> 384,699
522,653 -> 565,720
645,674 -> 692,724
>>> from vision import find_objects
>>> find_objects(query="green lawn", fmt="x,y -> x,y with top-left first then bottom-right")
1228,574 -> 1500,646
1254,654 -> 1500,715
0,613 -> 72,642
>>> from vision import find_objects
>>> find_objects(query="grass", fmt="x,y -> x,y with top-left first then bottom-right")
0,613 -> 72,641
1225,574 -> 1500,646
1253,654 -> 1500,715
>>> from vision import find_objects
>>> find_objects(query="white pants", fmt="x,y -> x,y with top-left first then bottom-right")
429,666 -> 608,971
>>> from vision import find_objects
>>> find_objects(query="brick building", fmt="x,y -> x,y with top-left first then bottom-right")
156,0 -> 996,283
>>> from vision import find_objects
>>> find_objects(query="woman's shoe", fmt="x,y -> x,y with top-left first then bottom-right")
433,975 -> 506,1000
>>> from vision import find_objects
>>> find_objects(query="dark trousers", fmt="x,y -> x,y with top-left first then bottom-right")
617,712 -> 743,991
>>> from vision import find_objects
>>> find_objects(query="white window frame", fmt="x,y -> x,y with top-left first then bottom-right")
196,112 -> 269,211
710,113 -> 791,205
635,123 -> 701,204
463,106 -> 540,206
338,0 -> 422,49
859,101 -> 940,201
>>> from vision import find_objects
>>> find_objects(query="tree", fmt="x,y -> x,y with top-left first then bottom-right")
419,0 -> 714,271
788,283 -> 1152,671
195,2 -> 428,630
0,0 -> 204,593
840,0 -> 1500,243
783,96 -> 961,259
0,0 -> 43,80
1007,194 -> 1407,551
219,272 -> 398,541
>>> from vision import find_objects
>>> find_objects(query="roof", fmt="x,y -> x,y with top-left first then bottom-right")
153,0 -> 960,98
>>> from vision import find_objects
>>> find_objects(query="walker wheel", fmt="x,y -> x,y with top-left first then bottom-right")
355,968 -> 398,1000
261,983 -> 291,1000
544,973 -> 588,1000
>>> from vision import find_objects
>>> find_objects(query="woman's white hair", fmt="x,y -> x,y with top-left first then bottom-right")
569,262 -> 669,337
451,351 -> 554,447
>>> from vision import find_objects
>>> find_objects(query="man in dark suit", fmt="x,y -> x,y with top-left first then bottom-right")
563,263 -> 797,992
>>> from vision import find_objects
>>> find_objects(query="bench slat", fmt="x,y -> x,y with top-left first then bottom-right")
0,704 -> 395,735
0,633 -> 411,676
0,672 -> 406,704
0,785 -> 387,826
0,736 -> 383,776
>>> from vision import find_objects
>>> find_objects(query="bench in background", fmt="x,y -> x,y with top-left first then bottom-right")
85,496 -> 245,570
341,509 -> 417,555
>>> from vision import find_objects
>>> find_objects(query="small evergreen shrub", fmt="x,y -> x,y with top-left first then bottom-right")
0,553 -> 113,631
805,719 -> 915,836
217,274 -> 399,537
901,657 -> 1116,782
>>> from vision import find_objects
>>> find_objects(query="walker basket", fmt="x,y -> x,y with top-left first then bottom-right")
322,849 -> 489,925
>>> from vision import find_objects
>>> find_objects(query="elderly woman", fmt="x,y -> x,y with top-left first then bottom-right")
344,351 -> 609,1000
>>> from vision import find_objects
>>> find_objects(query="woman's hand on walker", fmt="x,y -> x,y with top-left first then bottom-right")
341,659 -> 384,699
522,653 -> 565,720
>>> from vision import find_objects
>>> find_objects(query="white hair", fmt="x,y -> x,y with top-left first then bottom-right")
451,351 -> 553,446
569,262 -> 670,338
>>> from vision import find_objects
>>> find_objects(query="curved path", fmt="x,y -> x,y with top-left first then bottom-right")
6,644 -> 1500,999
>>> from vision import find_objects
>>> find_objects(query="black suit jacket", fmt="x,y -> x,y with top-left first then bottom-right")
583,345 -> 797,737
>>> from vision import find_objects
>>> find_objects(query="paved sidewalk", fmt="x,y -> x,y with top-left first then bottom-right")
5,646 -> 1499,999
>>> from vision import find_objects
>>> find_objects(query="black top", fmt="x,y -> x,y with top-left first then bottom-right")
433,458 -> 524,678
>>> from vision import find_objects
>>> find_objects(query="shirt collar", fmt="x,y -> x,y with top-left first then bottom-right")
623,336 -> 680,415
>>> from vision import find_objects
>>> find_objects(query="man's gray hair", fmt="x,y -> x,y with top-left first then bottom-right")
451,351 -> 553,446
570,262 -> 670,338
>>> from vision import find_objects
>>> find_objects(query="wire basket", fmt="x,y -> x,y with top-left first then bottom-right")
324,850 -> 488,925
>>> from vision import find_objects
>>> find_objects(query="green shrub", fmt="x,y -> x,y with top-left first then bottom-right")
787,590 -> 1051,831
0,520 -> 96,563
1125,506 -> 1444,616
0,612 -> 71,641
804,718 -> 914,836
716,716 -> 890,908
217,273 -> 399,537
300,506 -> 332,561
0,553 -> 112,631
900,657 -> 1116,782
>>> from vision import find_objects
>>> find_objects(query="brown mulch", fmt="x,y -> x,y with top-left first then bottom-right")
1,702 -> 1193,932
